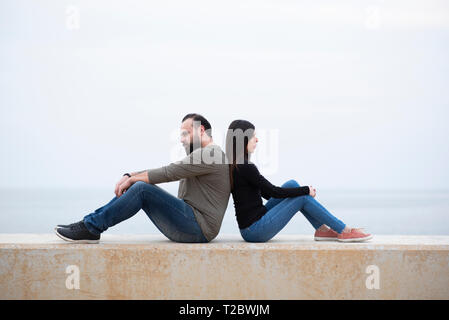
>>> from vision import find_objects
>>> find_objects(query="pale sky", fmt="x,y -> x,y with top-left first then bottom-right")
1,0 -> 449,190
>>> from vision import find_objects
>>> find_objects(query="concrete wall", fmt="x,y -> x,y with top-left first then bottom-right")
1,234 -> 448,299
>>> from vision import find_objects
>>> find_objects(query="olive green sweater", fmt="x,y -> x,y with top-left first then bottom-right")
147,143 -> 230,242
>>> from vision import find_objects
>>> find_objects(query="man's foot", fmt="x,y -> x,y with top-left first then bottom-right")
314,227 -> 339,241
54,221 -> 81,230
337,228 -> 372,242
54,221 -> 100,244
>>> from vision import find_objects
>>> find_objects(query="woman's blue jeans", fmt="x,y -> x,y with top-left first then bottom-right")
82,181 -> 209,243
240,179 -> 346,242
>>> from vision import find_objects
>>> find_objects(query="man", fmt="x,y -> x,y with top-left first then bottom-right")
55,113 -> 231,243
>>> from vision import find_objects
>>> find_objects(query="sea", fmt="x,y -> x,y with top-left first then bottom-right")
1,187 -> 448,235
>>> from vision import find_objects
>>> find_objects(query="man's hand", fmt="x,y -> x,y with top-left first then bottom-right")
117,176 -> 135,197
115,175 -> 130,197
309,186 -> 317,197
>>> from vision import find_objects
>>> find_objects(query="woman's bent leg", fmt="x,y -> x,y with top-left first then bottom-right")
265,179 -> 322,229
240,196 -> 308,242
281,179 -> 345,232
302,195 -> 346,233
241,181 -> 346,242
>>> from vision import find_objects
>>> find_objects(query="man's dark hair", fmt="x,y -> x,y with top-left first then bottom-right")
182,113 -> 212,138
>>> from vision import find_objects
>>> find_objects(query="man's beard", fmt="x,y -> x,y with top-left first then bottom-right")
184,137 -> 201,155
184,143 -> 194,155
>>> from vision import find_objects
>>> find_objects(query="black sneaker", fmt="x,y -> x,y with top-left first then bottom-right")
54,221 -> 81,230
54,221 -> 100,244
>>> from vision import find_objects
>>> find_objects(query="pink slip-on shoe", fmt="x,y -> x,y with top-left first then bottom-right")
337,228 -> 373,242
314,228 -> 339,241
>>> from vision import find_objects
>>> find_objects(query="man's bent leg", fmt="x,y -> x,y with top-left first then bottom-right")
83,181 -> 151,235
83,181 -> 208,242
139,183 -> 208,243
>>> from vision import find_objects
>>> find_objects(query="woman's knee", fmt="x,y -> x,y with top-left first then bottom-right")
282,179 -> 300,188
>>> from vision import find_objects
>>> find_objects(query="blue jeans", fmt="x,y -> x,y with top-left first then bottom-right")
83,181 -> 209,243
240,179 -> 346,242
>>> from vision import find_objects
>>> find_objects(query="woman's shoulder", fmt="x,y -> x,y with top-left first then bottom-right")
235,161 -> 259,173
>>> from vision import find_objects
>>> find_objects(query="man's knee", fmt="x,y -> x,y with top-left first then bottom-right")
128,180 -> 148,194
129,180 -> 143,188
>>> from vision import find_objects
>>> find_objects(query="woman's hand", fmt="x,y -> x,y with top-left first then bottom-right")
309,186 -> 316,197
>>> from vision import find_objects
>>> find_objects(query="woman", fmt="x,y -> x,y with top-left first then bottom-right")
225,119 -> 372,243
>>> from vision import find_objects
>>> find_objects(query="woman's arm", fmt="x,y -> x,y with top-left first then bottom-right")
238,163 -> 310,198
261,189 -> 271,200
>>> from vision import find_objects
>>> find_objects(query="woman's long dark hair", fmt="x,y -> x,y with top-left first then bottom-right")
225,120 -> 255,191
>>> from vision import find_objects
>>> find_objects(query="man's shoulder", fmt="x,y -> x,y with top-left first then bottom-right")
182,143 -> 227,165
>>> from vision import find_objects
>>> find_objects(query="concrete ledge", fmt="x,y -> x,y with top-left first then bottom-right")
1,234 -> 448,299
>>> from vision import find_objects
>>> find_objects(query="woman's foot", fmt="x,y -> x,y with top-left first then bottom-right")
314,225 -> 338,241
337,227 -> 372,242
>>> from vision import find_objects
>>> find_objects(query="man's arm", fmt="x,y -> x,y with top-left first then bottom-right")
128,145 -> 221,185
146,162 -> 218,184
129,170 -> 147,177
146,146 -> 221,184
130,170 -> 150,184
128,161 -> 217,185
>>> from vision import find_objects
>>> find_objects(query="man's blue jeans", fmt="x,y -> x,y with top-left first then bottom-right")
83,181 -> 208,243
240,179 -> 346,242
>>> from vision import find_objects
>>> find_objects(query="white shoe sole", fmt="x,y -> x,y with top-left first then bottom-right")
54,228 -> 100,244
337,234 -> 373,242
54,226 -> 69,230
314,237 -> 338,241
